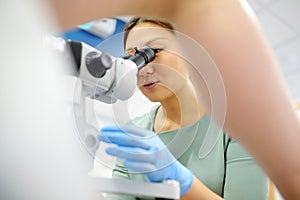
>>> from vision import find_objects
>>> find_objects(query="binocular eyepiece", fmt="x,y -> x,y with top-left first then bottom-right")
66,40 -> 158,78
123,46 -> 157,70
85,46 -> 157,78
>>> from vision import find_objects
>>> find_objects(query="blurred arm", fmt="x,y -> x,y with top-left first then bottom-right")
174,2 -> 300,199
49,0 -> 175,29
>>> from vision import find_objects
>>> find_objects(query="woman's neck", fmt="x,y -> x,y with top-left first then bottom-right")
154,81 -> 204,133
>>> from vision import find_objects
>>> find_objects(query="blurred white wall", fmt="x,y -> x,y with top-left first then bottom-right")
0,0 -> 97,200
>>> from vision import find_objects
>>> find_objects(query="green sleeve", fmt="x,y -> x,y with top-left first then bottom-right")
223,138 -> 269,200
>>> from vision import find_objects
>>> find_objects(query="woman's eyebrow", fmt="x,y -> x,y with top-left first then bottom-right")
125,37 -> 168,52
144,37 -> 168,46
125,47 -> 135,52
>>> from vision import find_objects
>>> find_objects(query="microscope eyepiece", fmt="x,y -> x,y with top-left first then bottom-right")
126,46 -> 156,70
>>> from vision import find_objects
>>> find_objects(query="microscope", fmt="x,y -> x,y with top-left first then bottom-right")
66,40 -> 156,155
51,38 -> 180,199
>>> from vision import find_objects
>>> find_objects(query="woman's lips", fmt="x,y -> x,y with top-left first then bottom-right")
143,81 -> 159,90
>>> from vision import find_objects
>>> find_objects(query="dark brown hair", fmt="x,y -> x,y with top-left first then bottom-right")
123,16 -> 175,49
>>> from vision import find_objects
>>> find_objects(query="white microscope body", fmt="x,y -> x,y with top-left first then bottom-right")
62,40 -> 156,158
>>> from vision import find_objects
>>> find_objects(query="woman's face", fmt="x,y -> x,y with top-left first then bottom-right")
125,22 -> 189,102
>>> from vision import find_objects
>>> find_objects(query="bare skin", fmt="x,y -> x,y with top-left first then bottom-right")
49,0 -> 300,199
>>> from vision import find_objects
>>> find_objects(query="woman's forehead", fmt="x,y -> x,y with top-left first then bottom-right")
126,23 -> 175,47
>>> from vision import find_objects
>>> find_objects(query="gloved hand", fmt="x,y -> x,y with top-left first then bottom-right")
98,125 -> 194,195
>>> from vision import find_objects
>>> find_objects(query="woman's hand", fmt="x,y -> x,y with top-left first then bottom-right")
98,125 -> 194,195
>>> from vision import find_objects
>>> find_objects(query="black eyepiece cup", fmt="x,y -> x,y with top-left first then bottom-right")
127,46 -> 156,70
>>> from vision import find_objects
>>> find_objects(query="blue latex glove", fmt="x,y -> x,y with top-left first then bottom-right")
98,125 -> 194,195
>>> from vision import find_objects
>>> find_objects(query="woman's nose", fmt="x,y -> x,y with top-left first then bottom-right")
138,64 -> 155,76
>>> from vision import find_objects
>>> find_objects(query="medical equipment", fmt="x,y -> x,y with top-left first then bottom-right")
50,38 -> 180,199
62,39 -> 156,156
46,36 -> 157,156
66,39 -> 156,104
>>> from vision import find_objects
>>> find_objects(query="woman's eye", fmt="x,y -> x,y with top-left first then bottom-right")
153,48 -> 163,53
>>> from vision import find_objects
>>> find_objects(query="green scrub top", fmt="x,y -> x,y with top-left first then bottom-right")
106,107 -> 269,200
